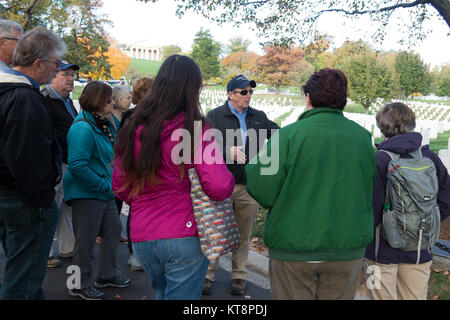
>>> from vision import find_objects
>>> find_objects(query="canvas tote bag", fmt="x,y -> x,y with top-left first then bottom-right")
188,167 -> 240,261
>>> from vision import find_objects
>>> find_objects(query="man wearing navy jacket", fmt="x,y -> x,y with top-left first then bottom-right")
205,75 -> 279,296
0,27 -> 65,299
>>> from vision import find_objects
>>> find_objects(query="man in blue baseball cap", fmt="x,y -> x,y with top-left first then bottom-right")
205,75 -> 279,296
41,60 -> 80,268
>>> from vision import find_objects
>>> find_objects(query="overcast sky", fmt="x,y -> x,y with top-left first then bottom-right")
101,0 -> 450,68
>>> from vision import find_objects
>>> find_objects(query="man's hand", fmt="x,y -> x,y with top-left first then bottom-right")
230,146 -> 247,164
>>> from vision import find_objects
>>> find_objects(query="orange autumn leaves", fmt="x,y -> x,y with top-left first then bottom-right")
79,37 -> 130,80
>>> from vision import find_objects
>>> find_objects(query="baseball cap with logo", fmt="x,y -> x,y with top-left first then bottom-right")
227,74 -> 256,92
59,60 -> 80,71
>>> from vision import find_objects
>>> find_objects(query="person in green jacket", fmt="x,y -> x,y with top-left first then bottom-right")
64,81 -> 130,300
245,68 -> 376,300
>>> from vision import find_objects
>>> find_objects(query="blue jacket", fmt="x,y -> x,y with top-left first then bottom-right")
64,111 -> 117,202
365,132 -> 450,264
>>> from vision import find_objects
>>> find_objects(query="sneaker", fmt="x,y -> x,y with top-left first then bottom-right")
128,254 -> 143,271
58,251 -> 73,259
201,279 -> 212,296
68,286 -> 104,300
47,257 -> 62,268
94,276 -> 130,289
230,279 -> 245,296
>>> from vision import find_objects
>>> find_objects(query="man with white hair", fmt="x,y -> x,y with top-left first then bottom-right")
0,26 -> 65,299
0,19 -> 23,71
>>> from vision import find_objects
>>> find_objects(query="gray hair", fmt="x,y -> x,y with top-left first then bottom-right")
0,19 -> 23,38
12,26 -> 66,67
112,85 -> 131,110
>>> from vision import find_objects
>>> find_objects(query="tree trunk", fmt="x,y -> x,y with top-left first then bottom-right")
429,0 -> 450,28
23,0 -> 39,31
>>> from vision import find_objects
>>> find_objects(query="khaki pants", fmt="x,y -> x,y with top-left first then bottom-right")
363,258 -> 432,300
206,184 -> 259,281
269,258 -> 363,300
49,163 -> 75,257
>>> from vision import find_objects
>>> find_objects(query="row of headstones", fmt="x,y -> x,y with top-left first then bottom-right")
368,100 -> 450,122
438,139 -> 450,172
199,89 -> 296,108
344,112 -> 450,142
283,105 -> 450,172
74,99 -> 450,172
281,106 -> 305,127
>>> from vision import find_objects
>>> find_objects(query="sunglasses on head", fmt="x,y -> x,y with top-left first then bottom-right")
233,89 -> 254,96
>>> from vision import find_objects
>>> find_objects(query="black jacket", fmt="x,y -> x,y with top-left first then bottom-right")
41,85 -> 78,164
0,72 -> 62,207
207,101 -> 279,185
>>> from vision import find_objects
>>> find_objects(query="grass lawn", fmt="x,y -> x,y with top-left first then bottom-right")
409,98 -> 450,106
128,58 -> 162,76
429,130 -> 450,154
71,86 -> 83,100
428,271 -> 450,300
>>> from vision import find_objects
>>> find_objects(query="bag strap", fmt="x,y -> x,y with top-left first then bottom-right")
73,118 -> 97,128
375,225 -> 380,262
408,148 -> 423,159
378,149 -> 399,161
376,149 -> 396,263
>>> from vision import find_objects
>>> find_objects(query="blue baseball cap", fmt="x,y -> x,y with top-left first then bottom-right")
59,60 -> 79,71
227,74 -> 256,92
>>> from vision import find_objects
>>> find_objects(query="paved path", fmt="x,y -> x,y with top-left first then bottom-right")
0,213 -> 272,300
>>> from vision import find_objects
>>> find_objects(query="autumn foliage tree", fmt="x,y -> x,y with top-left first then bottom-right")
253,46 -> 305,93
106,39 -> 130,79
1,0 -> 115,80
221,51 -> 258,78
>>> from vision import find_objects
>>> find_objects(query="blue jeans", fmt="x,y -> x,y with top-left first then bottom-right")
0,189 -> 58,300
133,237 -> 209,300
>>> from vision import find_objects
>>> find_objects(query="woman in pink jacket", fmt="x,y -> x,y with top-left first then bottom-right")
112,55 -> 234,300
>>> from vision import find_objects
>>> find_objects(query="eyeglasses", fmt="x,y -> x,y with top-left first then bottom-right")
1,37 -> 20,41
60,71 -> 75,78
44,59 -> 62,68
233,89 -> 254,96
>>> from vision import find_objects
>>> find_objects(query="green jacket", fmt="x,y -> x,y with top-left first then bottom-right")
63,111 -> 117,202
245,108 -> 376,261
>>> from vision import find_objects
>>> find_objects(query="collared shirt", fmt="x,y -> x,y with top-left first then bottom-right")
227,100 -> 248,148
48,85 -> 76,119
0,60 -> 10,72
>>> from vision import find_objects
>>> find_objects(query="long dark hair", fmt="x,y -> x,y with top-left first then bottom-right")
115,54 -> 204,196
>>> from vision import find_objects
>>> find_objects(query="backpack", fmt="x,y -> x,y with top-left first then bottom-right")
375,148 -> 441,264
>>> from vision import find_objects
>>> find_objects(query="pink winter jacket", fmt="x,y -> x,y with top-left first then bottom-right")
112,113 -> 235,242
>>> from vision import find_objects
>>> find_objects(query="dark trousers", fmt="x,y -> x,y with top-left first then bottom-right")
0,189 -> 58,300
72,199 -> 122,289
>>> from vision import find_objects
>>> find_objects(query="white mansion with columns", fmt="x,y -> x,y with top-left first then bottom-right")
124,40 -> 161,61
